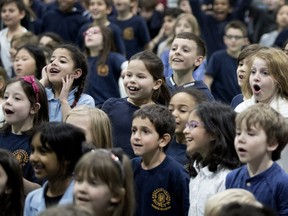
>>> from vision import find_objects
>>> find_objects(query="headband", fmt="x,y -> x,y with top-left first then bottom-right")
22,76 -> 40,103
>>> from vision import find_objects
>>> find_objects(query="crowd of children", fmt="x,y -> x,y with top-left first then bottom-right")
1,0 -> 288,216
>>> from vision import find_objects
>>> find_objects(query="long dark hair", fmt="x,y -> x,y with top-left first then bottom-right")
0,149 -> 24,216
189,101 -> 240,177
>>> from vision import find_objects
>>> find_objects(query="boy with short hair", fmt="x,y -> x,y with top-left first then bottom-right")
130,104 -> 189,216
226,103 -> 288,215
205,20 -> 248,104
167,32 -> 214,101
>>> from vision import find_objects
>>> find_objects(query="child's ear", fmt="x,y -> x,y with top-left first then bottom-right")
159,133 -> 171,148
72,69 -> 82,79
30,103 -> 41,115
267,141 -> 279,152
194,56 -> 204,67
153,79 -> 162,90
110,188 -> 125,204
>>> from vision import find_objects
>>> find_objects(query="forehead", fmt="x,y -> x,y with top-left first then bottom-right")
16,48 -> 33,56
5,81 -> 24,92
170,92 -> 196,105
132,116 -> 154,127
172,38 -> 198,48
213,0 -> 229,5
252,57 -> 267,67
52,48 -> 72,59
1,2 -> 19,9
225,28 -> 244,36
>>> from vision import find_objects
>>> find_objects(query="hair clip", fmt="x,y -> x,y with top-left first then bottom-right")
22,76 -> 40,103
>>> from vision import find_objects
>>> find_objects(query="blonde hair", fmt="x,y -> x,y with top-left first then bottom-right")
65,105 -> 113,148
243,47 -> 288,100
205,189 -> 262,216
74,149 -> 135,216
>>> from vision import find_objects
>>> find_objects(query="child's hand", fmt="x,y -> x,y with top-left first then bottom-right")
40,66 -> 49,87
59,74 -> 74,104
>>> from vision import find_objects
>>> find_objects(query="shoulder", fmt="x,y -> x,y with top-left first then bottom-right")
77,93 -> 95,106
234,98 -> 255,113
102,97 -> 127,109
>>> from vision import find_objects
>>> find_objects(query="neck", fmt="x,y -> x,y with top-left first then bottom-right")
141,151 -> 166,170
247,157 -> 273,177
117,11 -> 133,20
95,17 -> 110,26
127,97 -> 155,107
47,177 -> 72,197
173,71 -> 195,86
11,118 -> 34,134
7,25 -> 25,40
89,47 -> 102,57
227,49 -> 241,58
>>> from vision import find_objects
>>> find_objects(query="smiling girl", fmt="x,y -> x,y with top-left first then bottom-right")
41,43 -> 95,122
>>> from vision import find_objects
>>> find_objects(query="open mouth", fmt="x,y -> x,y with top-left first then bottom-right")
253,84 -> 261,94
49,68 -> 60,74
172,58 -> 183,62
238,75 -> 244,80
4,109 -> 14,114
127,86 -> 140,91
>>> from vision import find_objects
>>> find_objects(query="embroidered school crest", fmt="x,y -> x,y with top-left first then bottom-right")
13,149 -> 29,167
151,188 -> 171,211
123,27 -> 134,40
97,65 -> 109,76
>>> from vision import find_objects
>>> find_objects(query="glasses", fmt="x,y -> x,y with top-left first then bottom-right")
185,120 -> 204,129
83,28 -> 101,36
225,35 -> 244,40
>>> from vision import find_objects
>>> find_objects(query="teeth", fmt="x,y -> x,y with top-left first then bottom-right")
173,58 -> 182,62
186,138 -> 192,142
128,86 -> 139,91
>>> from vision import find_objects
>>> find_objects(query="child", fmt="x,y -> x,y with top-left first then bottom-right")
236,47 -> 288,174
235,47 -> 288,116
183,101 -> 240,216
13,44 -> 46,79
230,44 -> 263,109
0,0 -> 27,78
24,122 -> 86,215
130,104 -> 189,216
205,20 -> 248,104
110,0 -> 151,59
227,103 -> 288,215
167,88 -> 208,168
167,32 -> 214,101
102,50 -> 170,158
65,105 -> 113,149
189,0 -> 250,59
0,67 -> 8,125
205,189 -> 262,216
73,148 -> 135,216
83,24 -> 127,107
155,7 -> 183,57
41,43 -> 95,122
36,0 -> 88,43
0,76 -> 49,194
9,31 -> 39,62
76,0 -> 126,55
259,4 -> 288,47
161,13 -> 201,78
0,148 -> 24,216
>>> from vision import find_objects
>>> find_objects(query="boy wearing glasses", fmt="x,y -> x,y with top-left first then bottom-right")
204,20 -> 248,104
130,104 -> 189,216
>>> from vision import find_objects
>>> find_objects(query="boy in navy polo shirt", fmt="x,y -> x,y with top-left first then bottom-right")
130,104 -> 189,216
226,103 -> 288,215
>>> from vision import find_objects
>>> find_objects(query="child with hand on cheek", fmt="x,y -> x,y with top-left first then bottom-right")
41,44 -> 95,122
